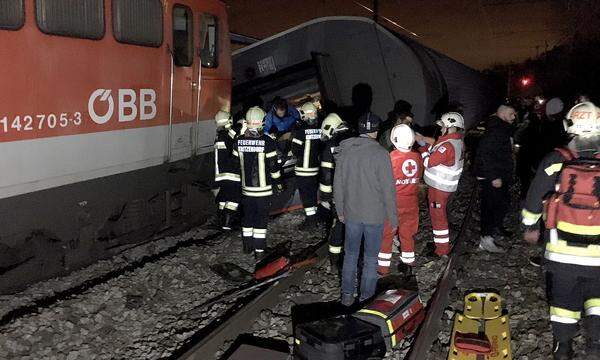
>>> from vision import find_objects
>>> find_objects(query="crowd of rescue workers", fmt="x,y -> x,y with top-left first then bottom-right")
212,83 -> 600,359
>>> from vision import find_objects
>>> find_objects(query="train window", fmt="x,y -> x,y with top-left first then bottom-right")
113,0 -> 163,47
35,0 -> 104,40
200,14 -> 218,68
172,5 -> 193,67
0,0 -> 24,31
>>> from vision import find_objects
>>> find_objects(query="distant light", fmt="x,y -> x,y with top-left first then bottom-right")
520,76 -> 532,87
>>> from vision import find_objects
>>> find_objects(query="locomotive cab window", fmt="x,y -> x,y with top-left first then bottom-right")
113,0 -> 163,47
36,0 -> 104,39
0,0 -> 24,30
200,14 -> 218,68
172,5 -> 193,67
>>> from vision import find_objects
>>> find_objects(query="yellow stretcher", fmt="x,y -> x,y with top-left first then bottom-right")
448,292 -> 511,360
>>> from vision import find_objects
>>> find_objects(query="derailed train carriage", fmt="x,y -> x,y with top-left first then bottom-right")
232,16 -> 494,210
0,0 -> 231,292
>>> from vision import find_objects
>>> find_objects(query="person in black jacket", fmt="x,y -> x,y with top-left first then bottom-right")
232,106 -> 282,258
474,105 -> 517,253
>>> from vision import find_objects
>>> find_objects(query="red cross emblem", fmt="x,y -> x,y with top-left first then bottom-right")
402,159 -> 418,177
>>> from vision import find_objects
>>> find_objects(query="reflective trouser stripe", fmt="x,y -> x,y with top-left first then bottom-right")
545,251 -> 600,266
550,306 -> 581,324
305,206 -> 317,216
585,299 -> 600,316
378,252 -> 392,267
219,202 -> 226,210
401,252 -> 415,264
225,202 -> 239,211
319,184 -> 332,193
521,208 -> 542,226
433,229 -> 449,236
242,227 -> 253,237
329,245 -> 341,254
434,237 -> 450,244
253,228 -> 267,239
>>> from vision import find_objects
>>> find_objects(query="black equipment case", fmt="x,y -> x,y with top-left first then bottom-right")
294,315 -> 386,360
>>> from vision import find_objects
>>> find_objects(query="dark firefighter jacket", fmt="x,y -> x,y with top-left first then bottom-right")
232,131 -> 281,197
291,122 -> 322,177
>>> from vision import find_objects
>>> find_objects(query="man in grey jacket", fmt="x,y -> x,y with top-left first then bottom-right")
334,112 -> 398,306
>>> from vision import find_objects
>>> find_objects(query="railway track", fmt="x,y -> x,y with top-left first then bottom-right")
171,176 -> 479,360
0,230 -> 225,327
0,175 -> 477,360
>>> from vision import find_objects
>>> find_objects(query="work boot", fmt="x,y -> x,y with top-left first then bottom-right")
588,339 -> 600,359
329,253 -> 341,274
299,215 -> 317,230
528,255 -> 542,267
397,262 -> 413,276
221,212 -> 233,231
552,340 -> 573,360
341,293 -> 355,307
478,235 -> 506,254
254,249 -> 266,262
242,237 -> 253,254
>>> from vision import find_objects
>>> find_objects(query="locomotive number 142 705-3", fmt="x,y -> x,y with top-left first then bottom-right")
0,112 -> 83,133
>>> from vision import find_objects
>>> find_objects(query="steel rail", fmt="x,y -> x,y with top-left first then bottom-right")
407,180 -> 478,359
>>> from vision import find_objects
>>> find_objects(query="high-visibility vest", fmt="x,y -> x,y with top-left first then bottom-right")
423,138 -> 464,192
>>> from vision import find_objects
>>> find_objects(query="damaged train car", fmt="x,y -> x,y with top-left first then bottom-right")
232,16 -> 494,210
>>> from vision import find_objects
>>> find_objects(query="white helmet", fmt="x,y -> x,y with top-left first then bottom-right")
390,124 -> 415,151
321,113 -> 343,140
436,112 -> 464,129
245,106 -> 266,130
299,102 -> 318,124
215,110 -> 232,128
564,101 -> 600,137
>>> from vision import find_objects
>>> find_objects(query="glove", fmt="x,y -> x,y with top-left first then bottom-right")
523,228 -> 540,245
274,182 -> 284,194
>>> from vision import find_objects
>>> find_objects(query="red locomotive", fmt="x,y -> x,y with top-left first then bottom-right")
0,0 -> 231,292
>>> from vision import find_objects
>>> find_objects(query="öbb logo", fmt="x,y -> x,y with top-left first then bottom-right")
88,89 -> 157,125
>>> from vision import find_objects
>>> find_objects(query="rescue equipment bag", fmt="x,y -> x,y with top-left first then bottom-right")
352,289 -> 425,350
294,315 -> 386,360
544,148 -> 600,244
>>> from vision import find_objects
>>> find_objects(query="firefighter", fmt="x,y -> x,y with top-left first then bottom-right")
213,110 -> 240,230
319,113 -> 351,270
232,106 -> 282,257
292,102 -> 322,229
418,112 -> 465,256
378,124 -> 423,274
522,102 -> 600,359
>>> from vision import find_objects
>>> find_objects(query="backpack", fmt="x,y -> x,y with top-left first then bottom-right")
544,148 -> 600,244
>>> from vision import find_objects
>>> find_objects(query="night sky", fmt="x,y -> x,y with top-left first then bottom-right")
226,0 -> 567,70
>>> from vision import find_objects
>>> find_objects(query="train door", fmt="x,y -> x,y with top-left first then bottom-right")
169,4 -> 199,162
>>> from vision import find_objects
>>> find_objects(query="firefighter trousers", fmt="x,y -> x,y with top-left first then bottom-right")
545,261 -> 600,344
379,195 -> 419,272
296,175 -> 318,218
428,187 -> 452,256
241,195 -> 270,251
328,205 -> 345,255
216,180 -> 241,214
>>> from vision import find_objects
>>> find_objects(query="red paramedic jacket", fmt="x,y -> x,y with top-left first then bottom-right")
390,149 -> 423,197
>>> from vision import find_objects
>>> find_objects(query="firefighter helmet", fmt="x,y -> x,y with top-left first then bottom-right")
299,102 -> 318,124
215,110 -> 232,128
245,106 -> 266,130
321,113 -> 344,140
564,101 -> 600,137
390,124 -> 415,151
436,112 -> 464,129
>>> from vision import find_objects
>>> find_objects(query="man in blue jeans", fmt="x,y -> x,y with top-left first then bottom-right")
334,112 -> 398,306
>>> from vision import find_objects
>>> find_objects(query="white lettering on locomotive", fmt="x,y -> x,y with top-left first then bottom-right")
88,88 -> 157,125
